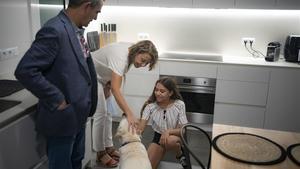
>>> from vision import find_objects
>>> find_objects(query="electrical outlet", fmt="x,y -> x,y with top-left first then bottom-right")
0,47 -> 19,61
137,33 -> 150,40
242,37 -> 255,44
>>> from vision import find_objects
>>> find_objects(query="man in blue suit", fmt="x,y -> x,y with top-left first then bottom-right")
15,0 -> 103,168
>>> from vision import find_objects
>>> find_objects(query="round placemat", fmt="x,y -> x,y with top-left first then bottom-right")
212,132 -> 286,165
287,143 -> 300,166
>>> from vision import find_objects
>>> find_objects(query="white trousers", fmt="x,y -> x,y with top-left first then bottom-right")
92,82 -> 113,152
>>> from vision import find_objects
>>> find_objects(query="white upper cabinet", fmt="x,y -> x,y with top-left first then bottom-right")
193,0 -> 235,9
235,0 -> 276,9
153,0 -> 193,8
118,0 -> 153,6
276,0 -> 300,9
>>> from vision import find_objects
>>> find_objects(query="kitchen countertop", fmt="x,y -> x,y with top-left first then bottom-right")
159,55 -> 300,69
211,124 -> 300,169
0,86 -> 38,128
1,54 -> 299,130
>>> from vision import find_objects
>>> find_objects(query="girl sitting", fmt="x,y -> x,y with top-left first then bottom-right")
138,77 -> 188,169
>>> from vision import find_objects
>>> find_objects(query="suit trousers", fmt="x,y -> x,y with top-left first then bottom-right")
47,127 -> 85,169
92,82 -> 113,152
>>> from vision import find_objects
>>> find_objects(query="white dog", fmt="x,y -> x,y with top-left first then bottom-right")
115,117 -> 152,169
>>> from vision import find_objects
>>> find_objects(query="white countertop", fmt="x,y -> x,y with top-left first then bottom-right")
159,55 -> 300,69
222,55 -> 300,68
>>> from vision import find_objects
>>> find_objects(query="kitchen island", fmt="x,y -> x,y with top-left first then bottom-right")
211,124 -> 300,169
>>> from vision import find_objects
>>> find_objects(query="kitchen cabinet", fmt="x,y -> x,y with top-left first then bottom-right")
235,0 -> 276,9
214,103 -> 265,128
159,60 -> 218,78
0,111 -> 46,169
276,0 -> 300,9
82,118 -> 92,168
264,68 -> 300,132
193,0 -> 234,9
39,0 -> 65,26
214,64 -> 270,128
124,95 -> 149,118
124,73 -> 158,96
215,80 -> 269,106
123,66 -> 159,118
157,60 -> 300,131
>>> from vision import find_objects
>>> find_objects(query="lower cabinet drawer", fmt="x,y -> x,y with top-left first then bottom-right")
124,95 -> 148,118
215,80 -> 269,106
214,103 -> 265,128
83,119 -> 92,168
0,112 -> 46,169
159,60 -> 218,78
217,65 -> 270,83
124,74 -> 158,96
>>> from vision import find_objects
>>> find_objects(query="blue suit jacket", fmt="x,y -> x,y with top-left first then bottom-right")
15,11 -> 98,137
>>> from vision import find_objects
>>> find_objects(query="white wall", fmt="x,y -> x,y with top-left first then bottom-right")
0,0 -> 32,78
1,4 -> 300,78
86,6 -> 300,57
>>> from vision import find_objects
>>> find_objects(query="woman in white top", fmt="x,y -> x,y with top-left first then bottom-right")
139,77 -> 188,169
91,40 -> 158,167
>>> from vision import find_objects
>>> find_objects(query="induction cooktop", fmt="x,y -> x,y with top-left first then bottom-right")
0,99 -> 22,113
0,80 -> 24,97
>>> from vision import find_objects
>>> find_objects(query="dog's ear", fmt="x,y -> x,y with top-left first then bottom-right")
115,117 -> 128,138
115,125 -> 125,138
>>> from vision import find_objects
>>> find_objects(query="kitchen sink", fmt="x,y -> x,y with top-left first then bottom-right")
160,52 -> 223,62
0,99 -> 22,113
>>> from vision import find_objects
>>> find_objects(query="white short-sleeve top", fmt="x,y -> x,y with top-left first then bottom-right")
91,42 -> 133,84
141,100 -> 188,134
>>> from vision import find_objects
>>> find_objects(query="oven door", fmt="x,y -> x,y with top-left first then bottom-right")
179,85 -> 215,124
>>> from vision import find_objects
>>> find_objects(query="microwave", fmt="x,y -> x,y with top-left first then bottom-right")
284,35 -> 300,63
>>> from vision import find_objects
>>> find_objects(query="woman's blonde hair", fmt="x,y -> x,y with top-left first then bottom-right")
128,40 -> 158,71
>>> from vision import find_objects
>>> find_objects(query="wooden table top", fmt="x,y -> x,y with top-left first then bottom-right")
211,124 -> 300,169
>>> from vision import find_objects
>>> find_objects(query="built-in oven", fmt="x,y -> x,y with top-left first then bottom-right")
160,75 -> 216,129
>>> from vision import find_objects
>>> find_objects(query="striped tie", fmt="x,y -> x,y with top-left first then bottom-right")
79,33 -> 90,58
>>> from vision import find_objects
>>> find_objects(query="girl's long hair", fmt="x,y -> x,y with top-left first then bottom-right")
140,77 -> 183,118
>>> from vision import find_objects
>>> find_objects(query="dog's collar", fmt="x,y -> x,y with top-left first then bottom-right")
121,141 -> 140,147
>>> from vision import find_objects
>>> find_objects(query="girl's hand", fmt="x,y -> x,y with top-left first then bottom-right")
159,130 -> 170,147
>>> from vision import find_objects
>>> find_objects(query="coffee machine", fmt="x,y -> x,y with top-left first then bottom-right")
284,35 -> 300,63
265,42 -> 281,62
